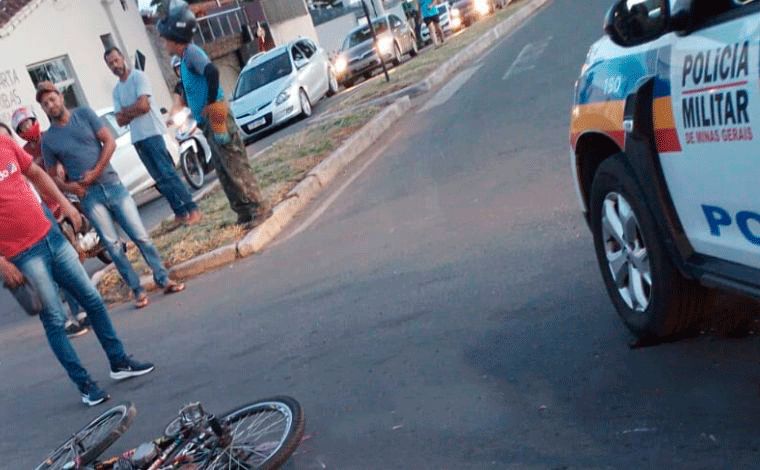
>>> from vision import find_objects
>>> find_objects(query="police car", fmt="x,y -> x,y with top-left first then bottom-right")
570,0 -> 760,340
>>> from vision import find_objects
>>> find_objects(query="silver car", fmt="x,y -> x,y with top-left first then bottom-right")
333,13 -> 418,88
231,38 -> 338,139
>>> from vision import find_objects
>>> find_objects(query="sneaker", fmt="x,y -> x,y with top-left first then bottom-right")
80,382 -> 110,407
65,322 -> 89,338
77,314 -> 91,328
110,356 -> 155,380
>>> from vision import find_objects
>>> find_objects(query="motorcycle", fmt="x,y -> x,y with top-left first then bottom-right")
171,108 -> 214,190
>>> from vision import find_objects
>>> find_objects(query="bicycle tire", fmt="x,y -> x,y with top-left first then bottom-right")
36,402 -> 136,469
207,396 -> 304,470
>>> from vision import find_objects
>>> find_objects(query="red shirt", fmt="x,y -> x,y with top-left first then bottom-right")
0,135 -> 51,258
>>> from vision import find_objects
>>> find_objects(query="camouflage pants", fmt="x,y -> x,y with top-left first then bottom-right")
202,112 -> 264,218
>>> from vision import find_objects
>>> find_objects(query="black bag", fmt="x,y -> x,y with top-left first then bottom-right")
8,282 -> 43,316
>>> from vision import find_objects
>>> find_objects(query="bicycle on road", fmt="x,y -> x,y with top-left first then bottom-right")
36,397 -> 304,470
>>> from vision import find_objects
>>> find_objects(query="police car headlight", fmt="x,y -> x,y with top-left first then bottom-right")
276,90 -> 291,106
377,35 -> 394,55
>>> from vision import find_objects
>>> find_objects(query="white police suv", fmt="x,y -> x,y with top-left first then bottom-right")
570,0 -> 760,340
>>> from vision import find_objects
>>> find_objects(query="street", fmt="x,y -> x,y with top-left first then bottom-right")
3,0 -> 760,467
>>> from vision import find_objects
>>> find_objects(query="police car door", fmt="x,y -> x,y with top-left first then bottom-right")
663,1 -> 760,268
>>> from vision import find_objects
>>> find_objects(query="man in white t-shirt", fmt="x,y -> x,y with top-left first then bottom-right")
105,46 -> 202,227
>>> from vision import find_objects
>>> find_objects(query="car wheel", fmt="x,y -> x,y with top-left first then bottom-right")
343,77 -> 355,88
589,153 -> 709,340
327,69 -> 339,97
363,71 -> 374,80
409,36 -> 419,57
392,43 -> 402,66
299,89 -> 312,118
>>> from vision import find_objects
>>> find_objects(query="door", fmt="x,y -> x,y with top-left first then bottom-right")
389,14 -> 410,52
293,40 -> 324,99
660,2 -> 760,267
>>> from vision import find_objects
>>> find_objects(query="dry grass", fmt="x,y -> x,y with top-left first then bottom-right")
335,2 -> 522,111
99,107 -> 379,303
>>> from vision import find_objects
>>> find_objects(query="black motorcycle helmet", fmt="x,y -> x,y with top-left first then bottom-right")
157,0 -> 198,44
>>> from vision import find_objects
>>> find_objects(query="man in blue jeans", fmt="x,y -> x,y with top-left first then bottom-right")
37,81 -> 185,309
0,132 -> 154,406
105,46 -> 202,228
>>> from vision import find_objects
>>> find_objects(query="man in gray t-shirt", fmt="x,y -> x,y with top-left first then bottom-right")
37,80 -> 184,309
106,47 -> 201,226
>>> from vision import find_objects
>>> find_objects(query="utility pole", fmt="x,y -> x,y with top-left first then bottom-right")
361,0 -> 389,82
368,0 -> 385,17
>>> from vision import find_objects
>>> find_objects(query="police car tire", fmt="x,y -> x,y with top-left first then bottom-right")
590,154 -> 707,339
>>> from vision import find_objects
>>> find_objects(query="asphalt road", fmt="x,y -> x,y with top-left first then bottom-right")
3,1 -> 760,467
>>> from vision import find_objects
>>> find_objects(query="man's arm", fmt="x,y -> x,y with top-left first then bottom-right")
116,95 -> 151,127
25,162 -> 82,232
0,256 -> 24,288
80,126 -> 116,186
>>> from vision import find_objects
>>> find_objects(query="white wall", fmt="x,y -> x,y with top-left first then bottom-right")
315,13 -> 357,55
0,0 -> 171,128
269,15 -> 320,47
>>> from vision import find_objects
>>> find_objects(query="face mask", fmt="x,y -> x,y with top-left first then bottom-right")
19,120 -> 41,142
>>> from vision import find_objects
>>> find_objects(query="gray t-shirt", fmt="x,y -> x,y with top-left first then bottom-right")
113,69 -> 167,144
42,107 -> 120,185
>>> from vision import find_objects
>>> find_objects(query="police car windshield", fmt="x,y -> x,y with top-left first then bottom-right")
234,52 -> 292,99
343,19 -> 389,50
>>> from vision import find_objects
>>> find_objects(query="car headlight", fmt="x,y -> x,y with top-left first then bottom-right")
475,0 -> 490,15
377,35 -> 394,56
335,56 -> 348,74
276,89 -> 291,106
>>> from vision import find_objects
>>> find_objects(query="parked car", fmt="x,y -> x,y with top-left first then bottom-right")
420,2 -> 457,43
97,108 -> 180,197
333,13 -> 418,88
570,0 -> 760,340
231,38 -> 338,139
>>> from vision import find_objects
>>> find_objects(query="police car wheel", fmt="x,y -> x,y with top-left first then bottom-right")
589,154 -> 707,340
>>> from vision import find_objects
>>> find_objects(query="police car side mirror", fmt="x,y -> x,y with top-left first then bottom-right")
604,0 -> 670,47
294,58 -> 308,69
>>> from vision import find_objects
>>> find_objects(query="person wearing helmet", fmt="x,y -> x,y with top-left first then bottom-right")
104,46 -> 201,226
158,0 -> 265,227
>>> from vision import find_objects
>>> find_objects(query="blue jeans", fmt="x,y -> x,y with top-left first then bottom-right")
11,226 -> 127,391
134,135 -> 198,218
82,182 -> 170,296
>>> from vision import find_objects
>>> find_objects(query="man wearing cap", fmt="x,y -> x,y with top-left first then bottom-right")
158,0 -> 266,227
0,130 -> 154,407
104,46 -> 202,227
36,81 -> 185,309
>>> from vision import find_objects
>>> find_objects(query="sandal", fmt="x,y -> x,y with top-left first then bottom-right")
164,281 -> 186,295
134,293 -> 150,309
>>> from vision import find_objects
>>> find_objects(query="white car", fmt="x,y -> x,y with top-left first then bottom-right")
97,108 -> 180,196
570,0 -> 760,341
231,38 -> 338,139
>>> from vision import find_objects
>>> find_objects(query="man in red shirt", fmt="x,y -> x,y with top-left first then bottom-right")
0,134 -> 154,406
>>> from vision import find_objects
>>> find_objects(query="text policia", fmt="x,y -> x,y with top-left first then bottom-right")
681,40 -> 753,144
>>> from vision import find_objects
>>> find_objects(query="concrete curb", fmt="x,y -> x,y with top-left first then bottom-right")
236,96 -> 412,259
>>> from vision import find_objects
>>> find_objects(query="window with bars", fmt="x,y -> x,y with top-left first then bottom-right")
27,56 -> 86,109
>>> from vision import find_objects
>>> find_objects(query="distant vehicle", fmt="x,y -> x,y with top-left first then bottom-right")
97,108 -> 180,197
420,2 -> 458,43
333,13 -> 418,88
231,38 -> 338,140
570,0 -> 760,340
450,0 -> 507,27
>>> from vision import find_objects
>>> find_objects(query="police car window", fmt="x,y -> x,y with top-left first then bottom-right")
390,15 -> 403,28
691,0 -> 759,25
292,45 -> 305,62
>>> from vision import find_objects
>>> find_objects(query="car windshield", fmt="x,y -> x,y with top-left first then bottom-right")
343,19 -> 389,50
234,52 -> 292,99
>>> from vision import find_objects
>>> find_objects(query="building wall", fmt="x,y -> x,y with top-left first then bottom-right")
0,0 -> 171,128
315,13 -> 357,55
268,15 -> 319,46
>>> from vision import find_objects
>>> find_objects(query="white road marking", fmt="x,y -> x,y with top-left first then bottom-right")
502,36 -> 553,80
417,64 -> 484,114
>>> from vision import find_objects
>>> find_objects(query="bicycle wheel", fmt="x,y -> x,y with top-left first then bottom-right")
36,402 -> 136,470
205,396 -> 304,470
